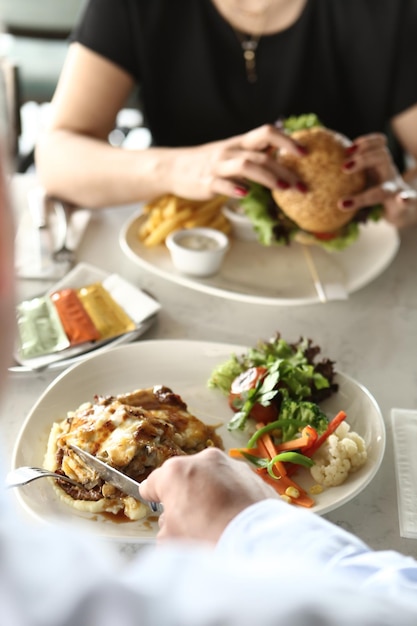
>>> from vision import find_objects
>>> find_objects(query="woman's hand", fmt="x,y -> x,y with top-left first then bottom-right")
166,123 -> 308,201
338,133 -> 417,228
139,447 -> 277,544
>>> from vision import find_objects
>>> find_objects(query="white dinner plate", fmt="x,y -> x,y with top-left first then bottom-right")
10,340 -> 386,543
9,262 -> 160,374
120,211 -> 400,306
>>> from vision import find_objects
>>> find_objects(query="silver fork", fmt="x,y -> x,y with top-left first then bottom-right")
6,466 -> 81,488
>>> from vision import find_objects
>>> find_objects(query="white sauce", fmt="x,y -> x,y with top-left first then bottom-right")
177,234 -> 220,251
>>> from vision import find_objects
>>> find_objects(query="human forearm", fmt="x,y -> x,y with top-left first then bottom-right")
35,123 -> 308,210
35,130 -> 177,209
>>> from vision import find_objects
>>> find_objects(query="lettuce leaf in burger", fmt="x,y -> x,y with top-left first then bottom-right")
238,114 -> 383,250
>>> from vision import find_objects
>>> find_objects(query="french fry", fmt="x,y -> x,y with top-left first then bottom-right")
138,194 -> 229,246
184,200 -> 225,227
142,207 -> 194,247
142,194 -> 168,214
207,213 -> 232,233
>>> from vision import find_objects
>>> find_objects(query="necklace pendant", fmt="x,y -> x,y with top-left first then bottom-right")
234,29 -> 260,84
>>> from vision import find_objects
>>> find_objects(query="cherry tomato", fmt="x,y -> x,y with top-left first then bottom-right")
228,366 -> 278,423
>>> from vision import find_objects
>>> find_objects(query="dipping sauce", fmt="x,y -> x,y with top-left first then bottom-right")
77,282 -> 136,340
50,288 -> 101,345
176,234 -> 220,251
166,227 -> 230,277
16,296 -> 70,359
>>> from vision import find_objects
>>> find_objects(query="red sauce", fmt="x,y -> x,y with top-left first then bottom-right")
50,288 -> 101,345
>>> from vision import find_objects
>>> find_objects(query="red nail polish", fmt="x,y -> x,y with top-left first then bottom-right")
346,144 -> 358,156
277,179 -> 290,190
296,182 -> 308,193
343,160 -> 356,171
233,185 -> 248,197
341,199 -> 354,208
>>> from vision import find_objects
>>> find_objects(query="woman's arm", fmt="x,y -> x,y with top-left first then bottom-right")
35,43 -> 175,208
35,44 -> 306,209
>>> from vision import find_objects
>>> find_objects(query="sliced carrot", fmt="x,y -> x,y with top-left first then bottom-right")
230,422 -> 317,509
256,468 -> 314,508
305,410 -> 347,457
228,447 -> 260,459
272,432 -> 312,453
257,431 -> 287,477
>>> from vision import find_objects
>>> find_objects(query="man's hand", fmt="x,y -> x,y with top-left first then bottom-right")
139,448 -> 277,544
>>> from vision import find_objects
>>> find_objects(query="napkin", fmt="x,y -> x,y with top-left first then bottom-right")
391,408 -> 417,538
15,186 -> 91,280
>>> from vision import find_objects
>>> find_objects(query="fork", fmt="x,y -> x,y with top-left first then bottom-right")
6,466 -> 81,488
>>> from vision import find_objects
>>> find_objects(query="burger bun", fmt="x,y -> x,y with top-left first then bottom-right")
272,127 -> 366,234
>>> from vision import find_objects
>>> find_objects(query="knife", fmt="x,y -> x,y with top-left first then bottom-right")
69,444 -> 163,514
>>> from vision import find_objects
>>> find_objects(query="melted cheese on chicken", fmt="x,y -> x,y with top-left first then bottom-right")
44,385 -> 223,521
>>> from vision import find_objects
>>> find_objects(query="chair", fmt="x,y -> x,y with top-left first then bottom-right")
0,0 -> 148,170
0,55 -> 20,164
0,0 -> 87,170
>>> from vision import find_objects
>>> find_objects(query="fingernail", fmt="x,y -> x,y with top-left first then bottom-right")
398,190 -> 417,202
343,160 -> 356,171
341,199 -> 354,209
296,182 -> 308,193
276,179 -> 290,190
233,185 -> 248,197
297,145 -> 308,156
346,144 -> 358,156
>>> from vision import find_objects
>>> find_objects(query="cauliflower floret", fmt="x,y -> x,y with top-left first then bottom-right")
310,421 -> 367,487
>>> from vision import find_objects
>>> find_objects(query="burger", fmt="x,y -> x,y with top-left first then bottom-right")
239,114 -> 382,250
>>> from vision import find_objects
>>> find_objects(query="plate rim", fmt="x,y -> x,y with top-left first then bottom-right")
120,210 -> 400,307
10,338 -> 386,541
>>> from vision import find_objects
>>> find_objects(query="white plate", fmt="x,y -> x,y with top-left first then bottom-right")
120,211 -> 400,306
10,263 -> 160,373
10,339 -> 386,543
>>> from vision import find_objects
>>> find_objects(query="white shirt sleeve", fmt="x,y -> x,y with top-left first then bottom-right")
217,499 -> 417,597
2,490 -> 417,626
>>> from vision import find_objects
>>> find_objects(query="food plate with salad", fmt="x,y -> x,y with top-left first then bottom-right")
10,337 -> 385,542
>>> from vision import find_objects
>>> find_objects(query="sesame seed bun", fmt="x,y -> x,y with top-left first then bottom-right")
272,127 -> 366,234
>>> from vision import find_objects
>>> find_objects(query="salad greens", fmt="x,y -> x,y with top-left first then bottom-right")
207,333 -> 338,433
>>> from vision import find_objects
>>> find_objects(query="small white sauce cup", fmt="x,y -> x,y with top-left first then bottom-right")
166,227 -> 230,277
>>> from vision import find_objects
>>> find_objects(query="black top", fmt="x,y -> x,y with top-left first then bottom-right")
72,0 -> 417,165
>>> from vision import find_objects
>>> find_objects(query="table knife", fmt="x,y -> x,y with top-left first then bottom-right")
69,444 -> 163,514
